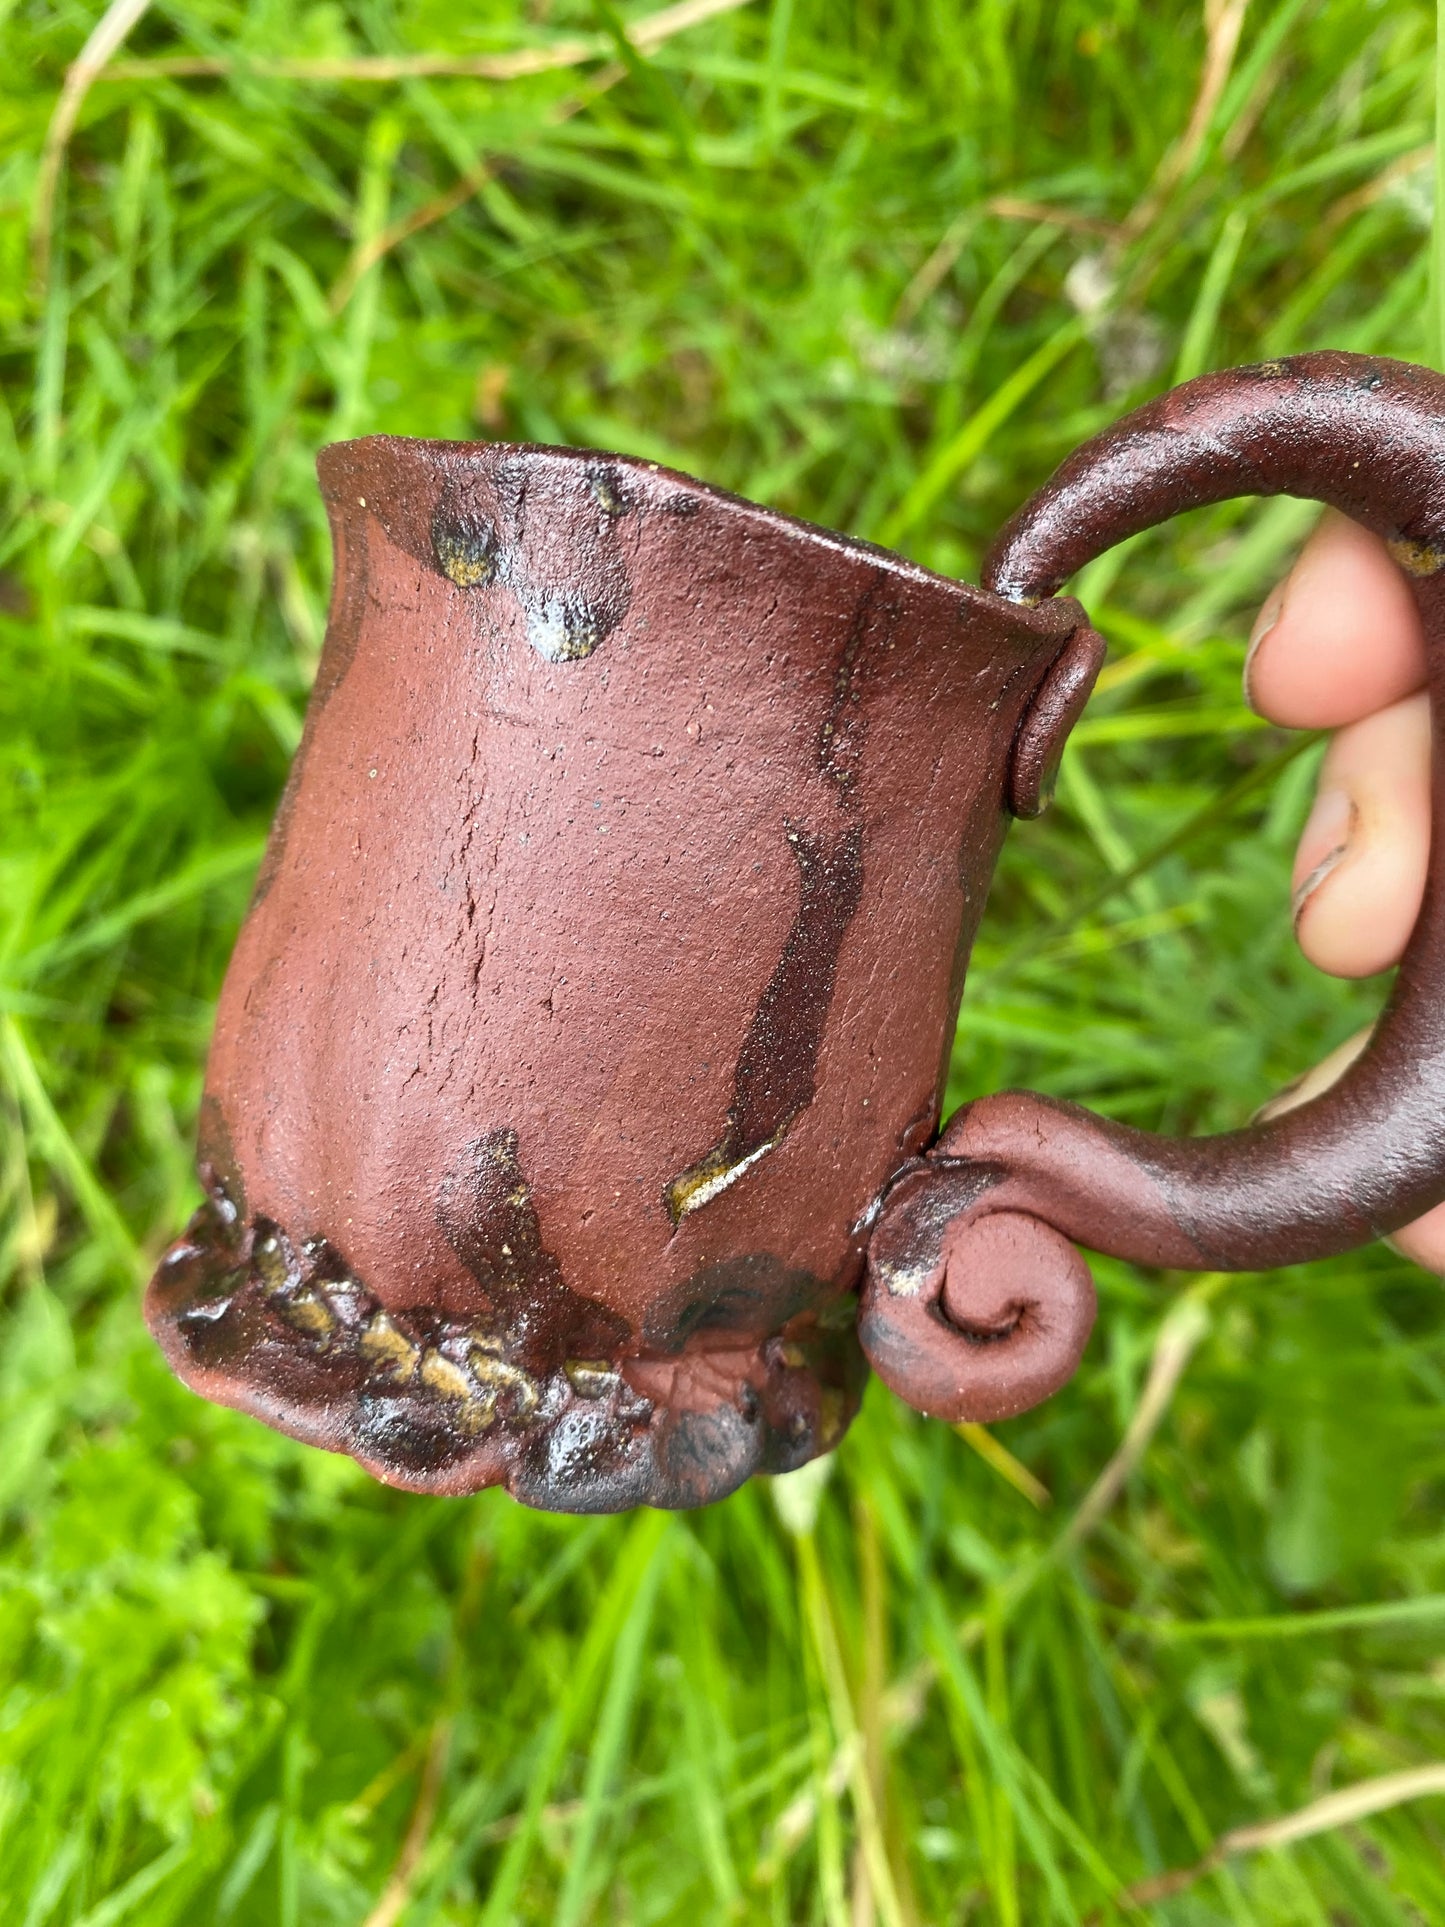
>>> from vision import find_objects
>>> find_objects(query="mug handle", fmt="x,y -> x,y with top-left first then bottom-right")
861,351 -> 1445,1423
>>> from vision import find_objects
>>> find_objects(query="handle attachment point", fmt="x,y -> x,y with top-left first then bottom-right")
861,1162 -> 1096,1423
1007,623 -> 1106,817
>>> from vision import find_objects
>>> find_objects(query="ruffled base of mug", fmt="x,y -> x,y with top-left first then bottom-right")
144,1180 -> 867,1512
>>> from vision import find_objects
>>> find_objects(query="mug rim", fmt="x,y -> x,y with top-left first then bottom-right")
318,432 -> 1072,624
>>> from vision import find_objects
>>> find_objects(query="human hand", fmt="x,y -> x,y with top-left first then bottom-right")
1246,511 -> 1444,1271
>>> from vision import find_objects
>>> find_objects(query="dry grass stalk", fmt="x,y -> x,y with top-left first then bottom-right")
1125,0 -> 1251,239
41,0 -> 750,313
987,196 -> 1123,240
103,0 -> 750,82
1062,1286 -> 1216,1546
763,1280 -> 1220,1884
1325,143 -> 1433,232
360,1719 -> 453,1927
31,0 -> 156,296
1107,1762 -> 1445,1912
325,62 -> 625,315
954,1420 -> 1053,1509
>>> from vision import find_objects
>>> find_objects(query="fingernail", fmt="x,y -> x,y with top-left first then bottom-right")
1291,788 -> 1356,926
1243,581 -> 1285,707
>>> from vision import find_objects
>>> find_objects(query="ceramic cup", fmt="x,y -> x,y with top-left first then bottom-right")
147,351 -> 1445,1511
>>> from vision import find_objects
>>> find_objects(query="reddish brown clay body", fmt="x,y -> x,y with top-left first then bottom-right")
148,352 -> 1445,1511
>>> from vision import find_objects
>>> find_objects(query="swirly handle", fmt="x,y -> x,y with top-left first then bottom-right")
862,352 -> 1445,1422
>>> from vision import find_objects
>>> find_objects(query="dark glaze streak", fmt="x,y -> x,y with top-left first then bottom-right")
665,819 -> 865,1225
641,1252 -> 825,1351
196,1095 -> 246,1223
427,461 -> 634,665
665,575 -> 890,1226
817,568 -> 886,796
586,464 -> 633,516
436,1128 -> 628,1370
430,501 -> 497,587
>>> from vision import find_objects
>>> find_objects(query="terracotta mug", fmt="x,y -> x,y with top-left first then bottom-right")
148,351 -> 1445,1512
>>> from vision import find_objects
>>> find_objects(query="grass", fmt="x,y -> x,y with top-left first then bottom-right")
2,0 -> 1445,1920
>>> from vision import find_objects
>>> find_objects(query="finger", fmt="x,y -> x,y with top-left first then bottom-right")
1245,511 -> 1426,728
1254,1024 -> 1372,1123
1291,691 -> 1432,978
1255,1025 -> 1445,1277
1385,1204 -> 1445,1275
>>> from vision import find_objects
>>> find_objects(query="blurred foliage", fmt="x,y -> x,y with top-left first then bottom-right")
1,0 -> 1444,1920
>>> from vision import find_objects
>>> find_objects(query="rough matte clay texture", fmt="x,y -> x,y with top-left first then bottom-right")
861,352 -> 1445,1423
146,437 -> 1081,1509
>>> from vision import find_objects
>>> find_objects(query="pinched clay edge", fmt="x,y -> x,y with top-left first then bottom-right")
145,1177 -> 867,1513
